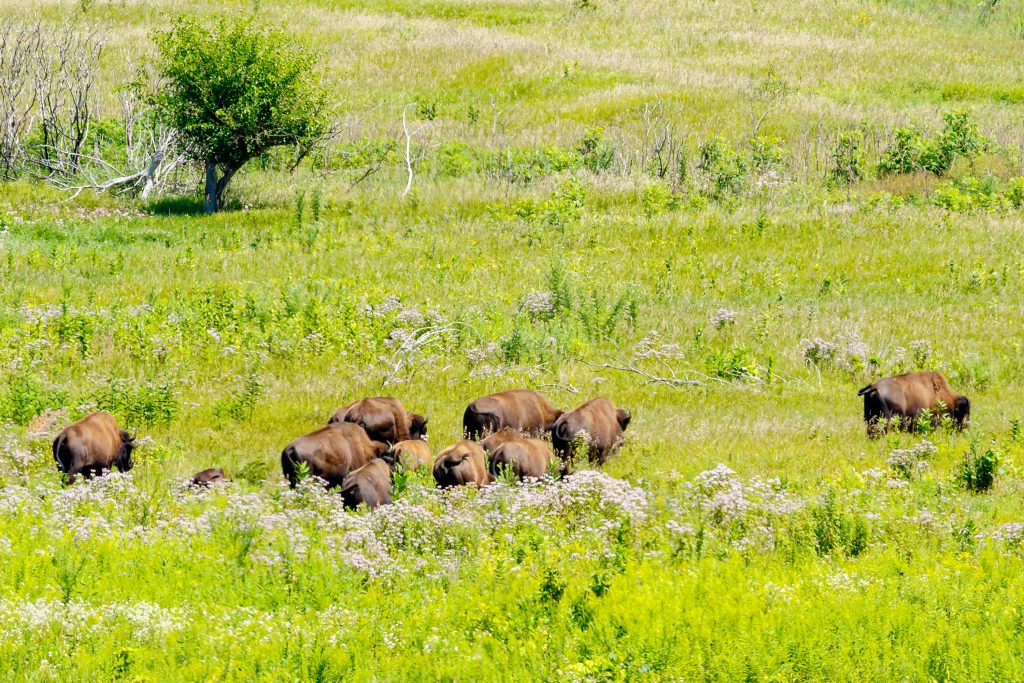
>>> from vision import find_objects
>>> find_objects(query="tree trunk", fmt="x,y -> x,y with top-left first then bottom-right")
215,165 -> 239,211
204,159 -> 218,214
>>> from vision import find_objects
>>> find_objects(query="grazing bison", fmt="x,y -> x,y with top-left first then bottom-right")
858,371 -> 970,436
191,468 -> 228,487
340,457 -> 396,510
552,397 -> 631,468
489,437 -> 554,481
52,411 -> 136,485
463,389 -> 562,439
281,422 -> 387,488
328,397 -> 428,444
480,427 -> 526,455
433,440 -> 492,489
388,439 -> 432,470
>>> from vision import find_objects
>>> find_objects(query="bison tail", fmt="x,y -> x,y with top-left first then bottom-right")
553,419 -> 573,444
52,434 -> 70,473
281,446 -> 300,487
856,384 -> 875,397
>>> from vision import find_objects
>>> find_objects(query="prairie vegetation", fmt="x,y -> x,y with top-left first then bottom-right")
1,0 -> 1024,679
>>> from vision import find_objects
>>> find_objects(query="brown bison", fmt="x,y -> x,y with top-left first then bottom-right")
433,440 -> 492,488
489,437 -> 554,481
191,468 -> 228,487
281,422 -> 387,488
328,397 -> 428,444
340,457 -> 396,510
552,398 -> 631,468
52,412 -> 137,485
858,371 -> 970,436
463,389 -> 562,439
388,440 -> 432,470
479,427 -> 526,455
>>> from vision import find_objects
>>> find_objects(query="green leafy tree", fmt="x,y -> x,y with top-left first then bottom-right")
152,15 -> 330,213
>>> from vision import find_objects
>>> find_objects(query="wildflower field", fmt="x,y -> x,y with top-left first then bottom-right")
2,0 -> 1024,679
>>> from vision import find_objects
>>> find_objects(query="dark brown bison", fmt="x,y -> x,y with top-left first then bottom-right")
489,437 -> 554,481
52,411 -> 137,485
340,457 -> 396,510
433,440 -> 492,488
552,397 -> 631,468
191,468 -> 228,487
463,389 -> 562,439
328,397 -> 428,444
281,422 -> 387,488
858,371 -> 970,436
388,440 -> 432,470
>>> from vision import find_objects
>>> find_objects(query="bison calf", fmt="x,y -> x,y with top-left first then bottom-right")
191,468 -> 228,487
281,422 -> 387,488
53,412 -> 137,485
388,440 -> 432,470
433,440 -> 492,488
463,389 -> 562,439
552,397 -> 631,469
340,458 -> 396,510
329,396 -> 428,444
859,370 -> 970,437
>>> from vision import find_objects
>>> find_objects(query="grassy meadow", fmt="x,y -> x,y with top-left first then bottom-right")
2,0 -> 1024,679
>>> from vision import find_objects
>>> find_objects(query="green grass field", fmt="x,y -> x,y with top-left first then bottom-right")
2,0 -> 1024,679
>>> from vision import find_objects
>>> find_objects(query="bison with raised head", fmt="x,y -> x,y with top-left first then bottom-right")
858,371 -> 970,436
552,397 -> 631,468
340,457 -> 397,510
328,397 -> 428,444
433,440 -> 492,489
52,412 -> 137,485
281,422 -> 387,488
463,389 -> 562,440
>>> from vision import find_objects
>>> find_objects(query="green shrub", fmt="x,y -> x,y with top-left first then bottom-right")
696,136 -> 747,200
827,130 -> 866,189
955,441 -> 1000,492
811,489 -> 870,557
878,126 -> 926,175
640,182 -> 679,217
578,127 -> 615,173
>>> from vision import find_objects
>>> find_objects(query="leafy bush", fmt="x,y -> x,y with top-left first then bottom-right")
955,442 -> 1000,493
640,182 -> 679,217
0,374 -> 68,425
878,126 -> 926,175
879,111 -> 986,177
932,175 -> 1004,212
578,127 -> 615,174
811,489 -> 870,557
827,130 -> 866,189
696,137 -> 747,201
91,378 -> 179,427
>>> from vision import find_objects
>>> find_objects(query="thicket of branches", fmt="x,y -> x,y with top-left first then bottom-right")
0,19 -> 189,197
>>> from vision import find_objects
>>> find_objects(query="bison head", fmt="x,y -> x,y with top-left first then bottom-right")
408,413 -> 428,441
953,396 -> 971,430
116,429 -> 138,472
616,408 -> 632,431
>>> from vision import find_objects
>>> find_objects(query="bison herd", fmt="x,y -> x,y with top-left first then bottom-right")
51,370 -> 972,508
